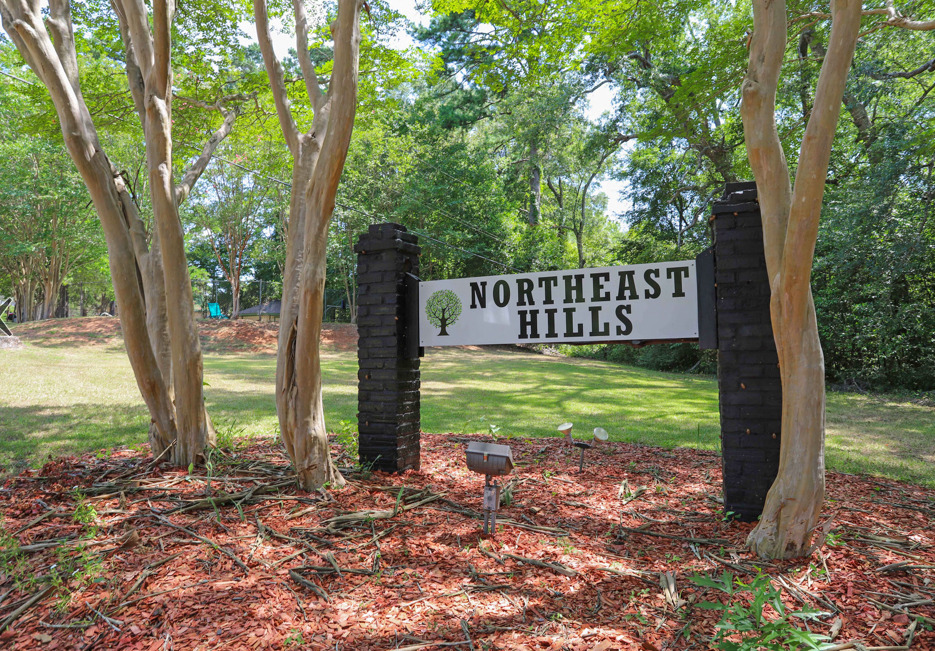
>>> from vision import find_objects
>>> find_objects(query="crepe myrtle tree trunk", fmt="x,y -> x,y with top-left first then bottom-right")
0,0 -> 240,467
254,0 -> 363,490
740,0 -> 861,559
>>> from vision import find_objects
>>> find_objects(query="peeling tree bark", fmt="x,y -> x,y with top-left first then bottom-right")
740,0 -> 862,559
254,0 -> 363,490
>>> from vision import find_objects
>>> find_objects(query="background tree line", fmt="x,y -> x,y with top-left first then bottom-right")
2,0 -> 932,396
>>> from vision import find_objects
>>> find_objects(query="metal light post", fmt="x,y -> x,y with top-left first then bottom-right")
465,442 -> 514,536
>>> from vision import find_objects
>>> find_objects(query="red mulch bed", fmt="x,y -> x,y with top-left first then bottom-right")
1,435 -> 933,650
12,317 -> 358,353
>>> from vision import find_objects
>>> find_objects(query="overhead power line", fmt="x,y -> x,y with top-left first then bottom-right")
177,147 -> 520,273
0,67 -> 520,275
334,201 -> 521,273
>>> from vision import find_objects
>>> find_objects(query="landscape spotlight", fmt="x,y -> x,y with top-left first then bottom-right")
464,442 -> 514,536
558,422 -> 573,443
573,427 -> 609,472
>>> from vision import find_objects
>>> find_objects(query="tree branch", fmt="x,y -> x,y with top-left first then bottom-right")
783,0 -> 862,302
254,0 -> 300,153
796,2 -> 935,31
807,37 -> 877,149
306,0 -> 362,241
175,102 -> 244,205
45,0 -> 80,98
741,0 -> 792,282
112,0 -> 154,86
881,0 -> 935,30
110,0 -> 146,123
1,5 -> 51,87
546,178 -> 563,207
293,0 -> 324,108
174,93 -> 252,111
870,55 -> 935,79
152,0 -> 172,97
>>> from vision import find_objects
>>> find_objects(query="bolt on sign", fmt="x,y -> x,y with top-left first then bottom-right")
419,261 -> 699,347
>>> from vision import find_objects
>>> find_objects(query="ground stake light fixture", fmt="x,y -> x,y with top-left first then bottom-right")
573,427 -> 610,472
465,442 -> 514,536
558,422 -> 573,443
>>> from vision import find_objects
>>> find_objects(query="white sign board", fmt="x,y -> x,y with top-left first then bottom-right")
419,261 -> 698,347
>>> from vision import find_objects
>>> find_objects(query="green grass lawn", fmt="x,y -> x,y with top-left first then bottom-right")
1,341 -> 933,486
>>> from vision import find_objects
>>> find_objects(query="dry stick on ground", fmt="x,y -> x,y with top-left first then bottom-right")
460,620 -> 474,651
150,514 -> 249,574
114,579 -> 214,610
616,524 -> 730,546
0,585 -> 55,633
774,574 -> 839,613
117,551 -> 184,604
477,544 -> 503,565
14,529 -> 138,555
502,553 -> 577,577
320,493 -> 444,532
281,580 -> 308,620
288,569 -> 329,601
391,641 -> 473,651
373,485 -> 568,534
108,442 -> 176,483
165,478 -> 296,514
433,502 -> 568,535
292,563 -> 373,576
271,548 -> 308,568
877,561 -> 935,573
349,523 -> 397,551
705,552 -> 757,575
597,566 -> 660,587
12,510 -> 66,535
866,597 -> 935,627
401,589 -> 468,609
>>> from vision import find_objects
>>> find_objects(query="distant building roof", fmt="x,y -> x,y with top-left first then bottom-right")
239,300 -> 282,316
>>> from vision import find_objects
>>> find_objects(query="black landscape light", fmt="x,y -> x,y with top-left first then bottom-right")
573,427 -> 609,472
465,442 -> 514,536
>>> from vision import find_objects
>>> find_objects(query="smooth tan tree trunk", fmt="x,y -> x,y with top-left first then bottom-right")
740,0 -> 862,559
256,0 -> 362,490
1,0 -> 227,466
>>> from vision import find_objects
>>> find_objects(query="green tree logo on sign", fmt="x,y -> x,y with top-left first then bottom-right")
425,289 -> 462,336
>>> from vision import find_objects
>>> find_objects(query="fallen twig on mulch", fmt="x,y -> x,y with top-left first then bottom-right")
0,434 -> 933,650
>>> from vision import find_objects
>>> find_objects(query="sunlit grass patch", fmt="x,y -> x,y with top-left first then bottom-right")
1,338 -> 932,487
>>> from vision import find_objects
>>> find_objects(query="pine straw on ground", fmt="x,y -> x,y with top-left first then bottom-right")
12,317 -> 358,353
1,435 -> 933,650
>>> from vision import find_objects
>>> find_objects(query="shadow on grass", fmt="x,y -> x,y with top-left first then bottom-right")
419,348 -> 721,449
3,344 -> 932,487
0,403 -> 149,470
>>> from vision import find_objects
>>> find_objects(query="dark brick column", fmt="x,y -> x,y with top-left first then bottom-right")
355,224 -> 421,472
713,182 -> 782,521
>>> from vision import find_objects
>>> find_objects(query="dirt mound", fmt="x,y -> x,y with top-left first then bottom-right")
13,317 -> 359,353
13,316 -> 123,346
198,319 -> 280,353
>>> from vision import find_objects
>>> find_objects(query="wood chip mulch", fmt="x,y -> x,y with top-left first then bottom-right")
1,434 -> 933,650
